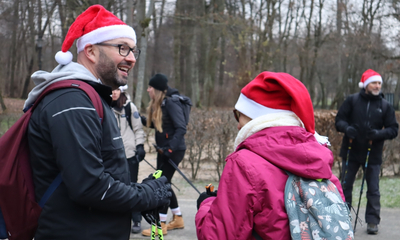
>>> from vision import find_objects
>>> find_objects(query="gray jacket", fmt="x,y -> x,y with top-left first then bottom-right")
113,95 -> 145,159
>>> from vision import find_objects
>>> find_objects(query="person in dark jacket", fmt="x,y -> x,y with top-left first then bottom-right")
141,73 -> 186,237
25,5 -> 171,240
112,85 -> 146,233
335,69 -> 398,235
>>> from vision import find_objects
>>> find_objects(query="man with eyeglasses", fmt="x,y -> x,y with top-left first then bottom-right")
23,5 -> 171,240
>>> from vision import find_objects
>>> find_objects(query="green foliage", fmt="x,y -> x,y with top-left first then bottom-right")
351,177 -> 400,208
140,18 -> 151,29
0,113 -> 21,137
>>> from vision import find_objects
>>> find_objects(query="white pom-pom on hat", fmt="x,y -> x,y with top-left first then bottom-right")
358,82 -> 364,89
55,51 -> 73,65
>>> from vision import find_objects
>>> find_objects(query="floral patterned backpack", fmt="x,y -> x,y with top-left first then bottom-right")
284,172 -> 354,240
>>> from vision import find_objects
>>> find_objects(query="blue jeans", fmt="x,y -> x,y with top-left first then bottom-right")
341,159 -> 381,224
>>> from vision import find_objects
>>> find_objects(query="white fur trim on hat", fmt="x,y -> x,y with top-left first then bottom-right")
234,93 -> 292,119
55,51 -> 73,65
76,25 -> 136,53
360,75 -> 382,89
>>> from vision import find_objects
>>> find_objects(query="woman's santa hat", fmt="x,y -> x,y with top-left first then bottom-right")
235,71 -> 315,134
358,69 -> 382,88
55,5 -> 136,65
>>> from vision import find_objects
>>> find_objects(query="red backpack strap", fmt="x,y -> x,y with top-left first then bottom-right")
33,80 -> 104,123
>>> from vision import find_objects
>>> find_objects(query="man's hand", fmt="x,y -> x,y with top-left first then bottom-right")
136,144 -> 145,162
141,174 -> 172,209
345,126 -> 358,139
367,128 -> 382,140
141,173 -> 172,223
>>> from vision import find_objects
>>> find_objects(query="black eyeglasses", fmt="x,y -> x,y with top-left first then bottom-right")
95,43 -> 141,59
233,109 -> 240,122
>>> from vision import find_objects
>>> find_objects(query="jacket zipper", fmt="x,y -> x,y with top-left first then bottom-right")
366,100 -> 370,126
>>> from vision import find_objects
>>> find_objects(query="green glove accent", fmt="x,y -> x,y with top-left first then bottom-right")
153,170 -> 163,179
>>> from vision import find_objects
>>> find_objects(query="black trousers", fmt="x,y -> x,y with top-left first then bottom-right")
341,158 -> 381,224
157,150 -> 186,215
127,156 -> 142,222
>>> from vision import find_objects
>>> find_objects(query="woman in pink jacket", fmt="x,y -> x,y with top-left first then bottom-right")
195,72 -> 345,240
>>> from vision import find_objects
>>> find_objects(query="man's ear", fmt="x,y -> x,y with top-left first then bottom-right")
83,44 -> 97,63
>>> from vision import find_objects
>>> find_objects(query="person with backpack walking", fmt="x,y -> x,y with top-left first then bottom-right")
111,85 -> 146,233
21,5 -> 171,240
196,71 -> 348,240
335,69 -> 398,235
140,73 -> 187,237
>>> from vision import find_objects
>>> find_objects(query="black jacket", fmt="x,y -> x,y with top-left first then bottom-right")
143,87 -> 186,152
28,81 -> 164,240
335,89 -> 398,165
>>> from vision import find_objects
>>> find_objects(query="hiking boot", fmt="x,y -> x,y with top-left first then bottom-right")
167,214 -> 184,230
141,222 -> 167,236
367,223 -> 378,234
131,221 -> 141,234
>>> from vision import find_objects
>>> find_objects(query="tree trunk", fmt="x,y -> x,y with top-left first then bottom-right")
134,0 -> 155,110
203,0 -> 225,107
9,0 -> 20,98
126,0 -> 134,97
151,0 -> 166,74
173,0 -> 183,92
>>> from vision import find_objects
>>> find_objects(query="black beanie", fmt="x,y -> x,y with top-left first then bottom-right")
149,73 -> 168,91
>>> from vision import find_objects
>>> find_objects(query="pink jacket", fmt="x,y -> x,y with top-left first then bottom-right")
195,126 -> 344,240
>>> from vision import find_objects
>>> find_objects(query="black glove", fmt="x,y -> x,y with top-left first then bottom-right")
141,175 -> 172,209
141,209 -> 157,225
136,144 -> 145,162
162,147 -> 172,158
197,190 -> 217,210
345,126 -> 357,139
140,114 -> 147,126
366,128 -> 381,140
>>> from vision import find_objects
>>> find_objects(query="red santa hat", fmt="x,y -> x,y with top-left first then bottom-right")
234,71 -> 315,134
55,5 -> 136,65
359,69 -> 382,88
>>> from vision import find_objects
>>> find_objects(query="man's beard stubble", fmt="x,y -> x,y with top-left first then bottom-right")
96,50 -> 127,88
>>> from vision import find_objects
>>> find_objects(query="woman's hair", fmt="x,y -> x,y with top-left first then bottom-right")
115,92 -> 127,109
146,88 -> 166,132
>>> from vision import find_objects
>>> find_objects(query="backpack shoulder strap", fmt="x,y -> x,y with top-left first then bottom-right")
38,173 -> 62,207
124,102 -> 133,130
351,93 -> 359,109
381,98 -> 388,115
35,80 -> 104,123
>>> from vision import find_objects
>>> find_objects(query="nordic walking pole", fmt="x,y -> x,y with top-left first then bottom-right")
341,138 -> 353,187
140,156 -> 180,191
151,170 -> 164,240
354,140 -> 372,232
167,158 -> 201,194
153,144 -> 201,194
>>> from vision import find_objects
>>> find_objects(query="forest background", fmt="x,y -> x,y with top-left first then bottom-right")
1,0 -> 400,110
1,0 -> 400,179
